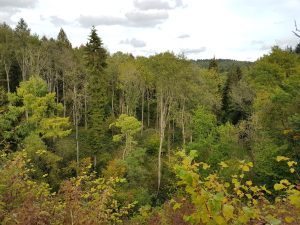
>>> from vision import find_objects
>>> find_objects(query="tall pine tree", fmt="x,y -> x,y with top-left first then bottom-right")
84,26 -> 108,168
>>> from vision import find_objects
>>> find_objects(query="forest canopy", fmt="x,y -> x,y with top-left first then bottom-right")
0,19 -> 300,224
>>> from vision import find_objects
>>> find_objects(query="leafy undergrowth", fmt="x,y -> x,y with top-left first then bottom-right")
171,151 -> 300,225
130,151 -> 300,225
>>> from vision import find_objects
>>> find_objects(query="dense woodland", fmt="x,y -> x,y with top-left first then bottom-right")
0,18 -> 300,224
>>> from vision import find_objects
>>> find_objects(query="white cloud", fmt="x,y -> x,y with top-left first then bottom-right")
78,15 -> 127,27
78,11 -> 169,28
2,0 -> 299,61
120,38 -> 146,48
178,34 -> 190,39
181,47 -> 206,54
0,0 -> 38,23
50,16 -> 68,26
133,0 -> 184,10
0,0 -> 37,8
125,11 -> 169,27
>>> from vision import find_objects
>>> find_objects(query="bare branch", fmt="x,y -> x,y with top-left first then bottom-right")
293,20 -> 300,38
295,20 -> 300,32
293,31 -> 300,38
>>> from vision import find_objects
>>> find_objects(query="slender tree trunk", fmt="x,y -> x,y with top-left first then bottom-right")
141,88 -> 144,134
181,100 -> 186,147
56,80 -> 59,104
172,119 -> 175,142
84,85 -> 88,130
94,155 -> 97,169
4,64 -> 11,93
70,209 -> 74,225
156,101 -> 159,130
168,120 -> 171,163
120,91 -> 125,114
123,134 -> 128,160
147,89 -> 150,127
22,57 -> 26,81
74,85 -> 80,176
111,83 -> 115,117
63,74 -> 66,117
157,94 -> 166,194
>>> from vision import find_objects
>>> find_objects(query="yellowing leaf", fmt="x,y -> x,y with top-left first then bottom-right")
224,182 -> 230,188
246,194 -> 252,199
242,165 -> 250,172
201,163 -> 210,170
246,181 -> 252,186
276,156 -> 289,162
280,179 -> 291,186
285,216 -> 294,223
290,168 -> 295,173
173,202 -> 182,210
261,185 -> 272,194
219,161 -> 229,168
288,192 -> 300,207
247,162 -> 253,167
287,161 -> 297,167
237,189 -> 244,197
274,183 -> 286,191
215,215 -> 226,225
223,204 -> 234,221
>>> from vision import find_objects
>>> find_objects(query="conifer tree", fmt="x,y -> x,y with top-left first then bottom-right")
84,26 -> 108,167
57,28 -> 72,48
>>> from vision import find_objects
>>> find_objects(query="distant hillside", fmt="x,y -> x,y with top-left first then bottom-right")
192,59 -> 253,72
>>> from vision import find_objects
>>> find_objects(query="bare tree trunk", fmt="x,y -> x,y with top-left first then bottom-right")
63,74 -> 66,117
4,64 -> 11,93
111,84 -> 115,117
168,120 -> 171,163
157,94 -> 167,194
123,134 -> 128,160
141,88 -> 144,134
181,100 -> 186,147
74,85 -> 80,176
70,209 -> 74,225
120,91 -> 125,114
22,57 -> 26,81
84,85 -> 88,130
156,101 -> 159,130
172,119 -> 175,142
56,80 -> 59,104
94,155 -> 97,169
147,89 -> 150,127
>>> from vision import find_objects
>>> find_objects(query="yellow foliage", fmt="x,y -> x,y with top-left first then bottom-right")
276,156 -> 290,162
219,161 -> 229,168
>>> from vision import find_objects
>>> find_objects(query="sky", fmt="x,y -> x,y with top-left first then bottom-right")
0,0 -> 300,61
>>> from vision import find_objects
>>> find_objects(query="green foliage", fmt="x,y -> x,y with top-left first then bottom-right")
0,152 -> 137,224
172,150 -> 300,225
110,114 -> 141,158
1,19 -> 300,225
0,76 -> 70,150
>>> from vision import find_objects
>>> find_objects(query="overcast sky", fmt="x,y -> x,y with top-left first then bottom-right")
1,0 -> 300,61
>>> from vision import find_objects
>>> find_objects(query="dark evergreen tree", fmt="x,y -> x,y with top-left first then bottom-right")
84,26 -> 109,168
57,28 -> 72,48
15,18 -> 30,35
221,65 -> 244,124
208,56 -> 218,71
295,43 -> 300,54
